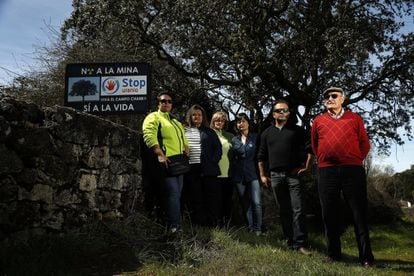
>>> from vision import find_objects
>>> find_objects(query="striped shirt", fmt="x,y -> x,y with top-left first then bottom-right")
185,127 -> 202,164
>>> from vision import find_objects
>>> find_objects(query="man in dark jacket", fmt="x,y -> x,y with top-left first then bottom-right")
258,99 -> 312,255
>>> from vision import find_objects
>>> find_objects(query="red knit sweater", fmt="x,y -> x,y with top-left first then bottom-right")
311,111 -> 370,167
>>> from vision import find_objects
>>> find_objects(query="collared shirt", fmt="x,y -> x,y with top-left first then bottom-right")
231,132 -> 259,182
327,108 -> 344,119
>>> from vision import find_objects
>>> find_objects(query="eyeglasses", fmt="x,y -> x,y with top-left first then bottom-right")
159,99 -> 172,104
273,108 -> 289,114
323,93 -> 341,100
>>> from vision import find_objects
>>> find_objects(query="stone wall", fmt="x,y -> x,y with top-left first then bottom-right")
0,97 -> 143,238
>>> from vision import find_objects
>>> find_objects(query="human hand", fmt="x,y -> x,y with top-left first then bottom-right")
291,167 -> 309,176
157,154 -> 169,167
297,168 -> 307,175
260,175 -> 270,188
183,146 -> 190,156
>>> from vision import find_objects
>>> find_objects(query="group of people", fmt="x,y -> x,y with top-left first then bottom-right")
142,94 -> 233,230
142,87 -> 374,267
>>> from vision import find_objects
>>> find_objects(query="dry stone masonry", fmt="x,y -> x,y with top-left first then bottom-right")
0,97 -> 143,238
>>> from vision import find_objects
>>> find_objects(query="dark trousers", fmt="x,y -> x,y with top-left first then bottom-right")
318,166 -> 374,263
218,177 -> 234,226
203,175 -> 221,227
270,171 -> 308,249
183,164 -> 221,226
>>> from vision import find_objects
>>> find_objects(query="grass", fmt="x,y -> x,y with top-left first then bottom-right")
1,215 -> 413,276
135,219 -> 414,276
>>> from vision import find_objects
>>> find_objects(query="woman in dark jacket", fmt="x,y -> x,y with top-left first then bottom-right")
232,113 -> 262,235
183,104 -> 222,226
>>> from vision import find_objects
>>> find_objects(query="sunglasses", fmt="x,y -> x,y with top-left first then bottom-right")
323,93 -> 341,100
159,99 -> 173,104
273,108 -> 289,114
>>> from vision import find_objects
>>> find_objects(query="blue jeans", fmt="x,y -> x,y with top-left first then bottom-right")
164,174 -> 184,228
235,179 -> 262,232
270,171 -> 308,249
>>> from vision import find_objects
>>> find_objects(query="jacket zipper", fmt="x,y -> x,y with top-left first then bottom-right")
168,116 -> 184,154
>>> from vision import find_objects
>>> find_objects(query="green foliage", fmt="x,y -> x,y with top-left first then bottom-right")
369,165 -> 414,201
59,0 -> 414,154
393,169 -> 414,201
4,0 -> 414,153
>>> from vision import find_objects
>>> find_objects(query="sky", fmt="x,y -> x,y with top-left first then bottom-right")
0,0 -> 413,173
0,0 -> 72,83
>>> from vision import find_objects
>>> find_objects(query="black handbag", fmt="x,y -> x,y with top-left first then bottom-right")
156,117 -> 190,176
167,154 -> 190,176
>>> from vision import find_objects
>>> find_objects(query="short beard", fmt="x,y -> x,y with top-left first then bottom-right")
276,117 -> 287,124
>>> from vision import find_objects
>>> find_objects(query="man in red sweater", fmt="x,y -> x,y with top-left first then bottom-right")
311,87 -> 374,267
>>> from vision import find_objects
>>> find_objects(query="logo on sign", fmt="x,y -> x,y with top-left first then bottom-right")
102,78 -> 120,94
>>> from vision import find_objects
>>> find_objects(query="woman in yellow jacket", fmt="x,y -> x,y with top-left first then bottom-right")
142,91 -> 189,233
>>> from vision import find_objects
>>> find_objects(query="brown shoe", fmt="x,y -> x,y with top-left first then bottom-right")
298,247 -> 312,256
